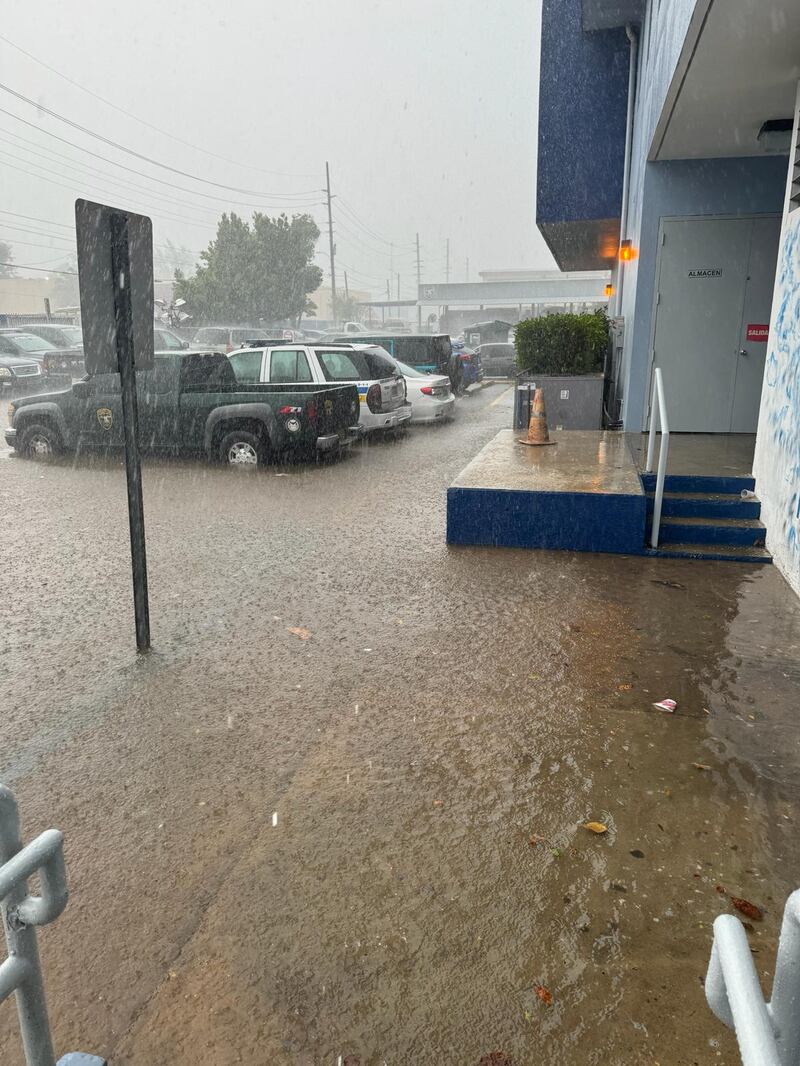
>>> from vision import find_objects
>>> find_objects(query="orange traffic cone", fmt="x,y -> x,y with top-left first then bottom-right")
518,387 -> 556,446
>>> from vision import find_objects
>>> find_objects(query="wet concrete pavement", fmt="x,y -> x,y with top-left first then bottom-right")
2,384 -> 800,1065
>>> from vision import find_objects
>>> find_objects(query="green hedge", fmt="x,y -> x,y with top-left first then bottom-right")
515,310 -> 608,375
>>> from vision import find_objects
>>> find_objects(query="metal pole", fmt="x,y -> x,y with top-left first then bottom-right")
396,273 -> 400,301
0,789 -> 56,1066
767,890 -> 800,1063
111,213 -> 150,652
650,369 -> 669,550
325,162 -> 336,321
645,369 -> 659,472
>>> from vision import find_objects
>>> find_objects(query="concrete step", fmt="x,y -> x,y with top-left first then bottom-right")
646,541 -> 772,563
650,515 -> 767,547
641,473 -> 756,495
645,490 -> 761,520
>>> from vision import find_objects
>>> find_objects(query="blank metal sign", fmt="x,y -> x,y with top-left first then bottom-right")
75,199 -> 154,375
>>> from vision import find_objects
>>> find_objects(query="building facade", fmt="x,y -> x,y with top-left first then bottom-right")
537,0 -> 800,592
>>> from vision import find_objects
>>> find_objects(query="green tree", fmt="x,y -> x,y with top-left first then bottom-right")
332,292 -> 361,322
0,240 -> 15,277
174,212 -> 322,324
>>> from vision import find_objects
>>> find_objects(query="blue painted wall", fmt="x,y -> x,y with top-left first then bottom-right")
620,155 -> 789,430
537,0 -> 630,235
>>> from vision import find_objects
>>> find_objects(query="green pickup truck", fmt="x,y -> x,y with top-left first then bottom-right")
5,350 -> 362,466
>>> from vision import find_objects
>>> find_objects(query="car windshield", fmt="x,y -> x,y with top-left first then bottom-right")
60,327 -> 83,345
315,348 -> 395,381
8,333 -> 56,351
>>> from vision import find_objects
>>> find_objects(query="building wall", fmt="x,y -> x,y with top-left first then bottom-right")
753,83 -> 800,596
619,155 -> 788,430
0,277 -> 54,315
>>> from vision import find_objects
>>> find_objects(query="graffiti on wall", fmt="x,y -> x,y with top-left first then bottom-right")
764,210 -> 800,559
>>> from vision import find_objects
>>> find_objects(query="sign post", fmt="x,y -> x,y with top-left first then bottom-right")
75,200 -> 154,653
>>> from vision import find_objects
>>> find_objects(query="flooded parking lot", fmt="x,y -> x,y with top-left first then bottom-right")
2,387 -> 800,1065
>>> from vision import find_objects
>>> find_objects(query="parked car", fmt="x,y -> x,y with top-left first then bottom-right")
22,323 -> 83,350
390,358 -> 455,423
451,340 -> 484,388
0,351 -> 44,390
191,326 -> 269,354
153,326 -> 189,351
228,343 -> 411,433
475,342 -> 517,377
5,350 -> 362,466
330,333 -> 462,392
0,330 -> 82,377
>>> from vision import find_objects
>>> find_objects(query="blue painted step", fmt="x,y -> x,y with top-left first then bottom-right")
646,491 -> 761,519
651,516 -> 767,546
641,473 -> 756,495
646,542 -> 772,564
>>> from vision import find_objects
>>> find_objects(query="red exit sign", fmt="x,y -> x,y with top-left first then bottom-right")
746,324 -> 769,342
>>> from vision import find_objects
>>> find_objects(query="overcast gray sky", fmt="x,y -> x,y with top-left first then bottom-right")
0,0 -> 554,299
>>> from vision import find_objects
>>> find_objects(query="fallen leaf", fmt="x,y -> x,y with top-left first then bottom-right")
618,683 -> 632,692
651,579 -> 687,590
716,884 -> 727,895
528,833 -> 546,847
583,821 -> 608,834
287,626 -> 311,641
731,896 -> 763,922
479,1053 -> 515,1065
433,799 -> 443,807
692,762 -> 712,771
534,984 -> 553,1006
630,849 -> 645,859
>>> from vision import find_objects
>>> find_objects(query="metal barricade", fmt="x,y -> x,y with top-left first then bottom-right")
0,786 -> 105,1066
706,889 -> 800,1066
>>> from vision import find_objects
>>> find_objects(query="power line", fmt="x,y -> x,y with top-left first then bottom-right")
0,261 -> 76,275
336,196 -> 415,249
0,81 -> 323,201
0,106 -> 322,213
0,209 -> 73,231
0,32 -> 319,181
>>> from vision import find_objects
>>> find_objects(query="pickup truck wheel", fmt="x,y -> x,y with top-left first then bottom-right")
219,429 -> 267,467
19,422 -> 61,460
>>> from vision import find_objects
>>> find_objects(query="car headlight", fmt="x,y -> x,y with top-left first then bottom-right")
0,367 -> 11,378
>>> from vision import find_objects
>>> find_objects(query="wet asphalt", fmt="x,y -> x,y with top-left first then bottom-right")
2,383 -> 800,1066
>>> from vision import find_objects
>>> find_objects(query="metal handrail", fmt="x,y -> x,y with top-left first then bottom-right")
645,367 -> 669,548
706,890 -> 800,1066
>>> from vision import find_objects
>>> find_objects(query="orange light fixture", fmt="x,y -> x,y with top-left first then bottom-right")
604,283 -> 614,298
619,239 -> 637,262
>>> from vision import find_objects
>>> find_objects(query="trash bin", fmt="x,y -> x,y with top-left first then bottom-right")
514,383 -> 535,431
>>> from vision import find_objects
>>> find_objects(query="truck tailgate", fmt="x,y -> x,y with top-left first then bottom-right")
311,384 -> 361,436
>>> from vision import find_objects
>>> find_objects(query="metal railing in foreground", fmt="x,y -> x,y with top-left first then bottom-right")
0,785 -> 105,1066
645,366 -> 670,548
706,889 -> 800,1066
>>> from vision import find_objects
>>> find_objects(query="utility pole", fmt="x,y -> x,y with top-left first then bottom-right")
445,238 -> 450,284
344,271 -> 349,299
416,232 -> 422,331
397,273 -> 400,301
465,256 -> 469,282
325,161 -> 337,321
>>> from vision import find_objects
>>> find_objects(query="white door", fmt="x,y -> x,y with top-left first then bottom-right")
650,217 -> 780,432
731,217 -> 781,432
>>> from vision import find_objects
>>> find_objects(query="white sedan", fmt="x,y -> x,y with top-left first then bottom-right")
394,359 -> 455,423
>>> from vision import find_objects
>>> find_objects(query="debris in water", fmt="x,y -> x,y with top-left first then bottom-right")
364,647 -> 372,652
272,811 -> 278,827
716,885 -> 727,895
731,896 -> 763,921
478,1053 -> 515,1065
692,762 -> 712,771
287,626 -> 311,640
528,833 -> 546,847
275,472 -> 289,477
653,698 -> 677,713
630,849 -> 645,859
583,821 -> 608,834
650,579 -> 687,590
618,683 -> 632,691
226,714 -> 234,729
534,984 -> 553,1005
740,489 -> 757,500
